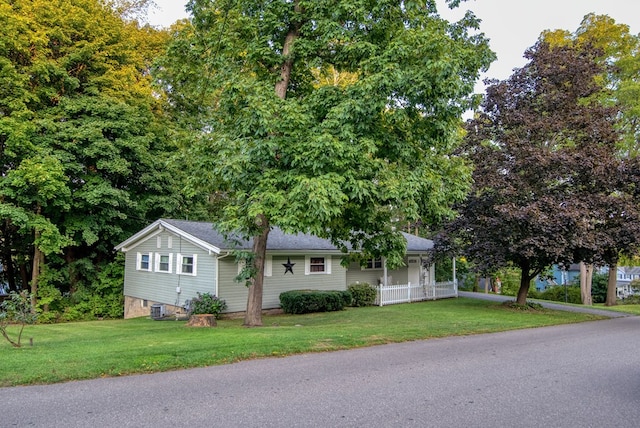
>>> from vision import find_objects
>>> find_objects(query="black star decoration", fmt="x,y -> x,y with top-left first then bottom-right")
282,257 -> 295,275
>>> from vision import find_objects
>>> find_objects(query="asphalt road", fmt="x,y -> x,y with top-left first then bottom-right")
2,310 -> 639,427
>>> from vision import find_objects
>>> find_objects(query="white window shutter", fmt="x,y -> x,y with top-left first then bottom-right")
304,256 -> 310,275
326,256 -> 331,274
192,254 -> 197,276
264,255 -> 272,277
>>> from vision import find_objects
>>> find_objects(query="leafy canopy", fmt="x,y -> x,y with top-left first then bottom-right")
160,0 -> 495,267
438,38 -> 630,304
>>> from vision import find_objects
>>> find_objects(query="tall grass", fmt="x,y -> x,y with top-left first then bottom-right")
0,298 -> 605,386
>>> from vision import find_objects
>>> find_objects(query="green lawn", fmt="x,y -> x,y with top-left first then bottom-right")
0,297 -> 609,387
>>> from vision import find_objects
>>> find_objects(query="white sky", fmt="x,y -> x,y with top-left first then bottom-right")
147,0 -> 640,84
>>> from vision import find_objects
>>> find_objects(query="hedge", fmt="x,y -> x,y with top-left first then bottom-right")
279,289 -> 352,314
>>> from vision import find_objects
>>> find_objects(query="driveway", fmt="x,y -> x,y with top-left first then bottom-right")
1,308 -> 639,427
459,290 -> 631,318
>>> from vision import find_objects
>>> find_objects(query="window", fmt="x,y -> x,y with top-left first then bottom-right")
363,258 -> 383,270
181,256 -> 194,273
177,253 -> 197,276
155,253 -> 173,273
310,257 -> 325,273
136,253 -> 152,271
305,255 -> 331,275
238,255 -> 271,277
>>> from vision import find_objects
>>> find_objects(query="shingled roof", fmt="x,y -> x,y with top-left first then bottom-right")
116,219 -> 433,254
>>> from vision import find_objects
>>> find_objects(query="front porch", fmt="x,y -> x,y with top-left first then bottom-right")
376,281 -> 457,306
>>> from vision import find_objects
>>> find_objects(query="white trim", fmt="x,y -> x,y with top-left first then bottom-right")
156,236 -> 161,249
305,255 -> 331,275
155,253 -> 173,273
136,252 -> 152,271
264,255 -> 272,277
177,253 -> 197,276
238,255 -> 272,277
115,220 -> 221,254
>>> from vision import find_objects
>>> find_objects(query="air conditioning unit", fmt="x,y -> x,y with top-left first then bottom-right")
150,304 -> 166,320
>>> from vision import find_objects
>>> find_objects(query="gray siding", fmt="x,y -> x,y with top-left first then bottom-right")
123,230 -> 217,307
345,258 -> 410,286
218,254 -> 347,313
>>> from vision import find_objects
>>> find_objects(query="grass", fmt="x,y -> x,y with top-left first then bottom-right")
0,297 -> 609,387
593,303 -> 640,315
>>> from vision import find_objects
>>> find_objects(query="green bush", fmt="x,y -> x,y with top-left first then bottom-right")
279,290 -> 351,314
347,282 -> 377,307
590,273 -> 608,304
531,285 -> 582,304
619,294 -> 640,304
188,293 -> 227,319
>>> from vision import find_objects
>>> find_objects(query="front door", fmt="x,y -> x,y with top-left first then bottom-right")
407,257 -> 421,286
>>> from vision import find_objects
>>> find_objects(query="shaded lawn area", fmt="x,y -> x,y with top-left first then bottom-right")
0,297 -> 606,387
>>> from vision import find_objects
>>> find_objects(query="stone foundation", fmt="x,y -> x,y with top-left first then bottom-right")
124,296 -> 185,319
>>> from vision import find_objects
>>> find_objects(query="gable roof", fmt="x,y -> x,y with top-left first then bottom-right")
115,219 -> 433,255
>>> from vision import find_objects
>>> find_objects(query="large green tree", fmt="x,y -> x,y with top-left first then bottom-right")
159,0 -> 494,325
0,0 -> 182,313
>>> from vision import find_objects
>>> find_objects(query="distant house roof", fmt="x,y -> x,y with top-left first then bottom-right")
618,266 -> 640,275
115,219 -> 433,255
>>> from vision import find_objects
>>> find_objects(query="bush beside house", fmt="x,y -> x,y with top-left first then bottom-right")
279,290 -> 352,314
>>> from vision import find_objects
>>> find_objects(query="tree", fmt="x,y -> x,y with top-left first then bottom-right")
0,291 -> 37,347
543,15 -> 640,306
438,40 -> 624,305
0,0 -> 184,314
159,0 -> 494,325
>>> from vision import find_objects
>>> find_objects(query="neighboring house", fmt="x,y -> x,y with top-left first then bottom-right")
115,219 -> 436,318
534,264 -> 581,292
615,266 -> 640,299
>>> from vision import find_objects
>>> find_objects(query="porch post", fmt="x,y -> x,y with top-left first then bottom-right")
383,257 -> 388,287
452,257 -> 457,289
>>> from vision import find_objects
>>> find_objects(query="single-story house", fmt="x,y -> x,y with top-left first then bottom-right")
115,219 -> 436,318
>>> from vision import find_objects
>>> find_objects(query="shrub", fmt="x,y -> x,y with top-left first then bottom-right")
188,293 -> 227,319
279,290 -> 351,314
619,294 -> 640,304
347,282 -> 377,307
0,291 -> 37,347
531,285 -> 582,304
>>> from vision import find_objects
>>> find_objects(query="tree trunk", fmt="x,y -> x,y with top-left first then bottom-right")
244,215 -> 270,327
579,262 -> 593,306
187,314 -> 217,327
274,2 -> 301,99
30,235 -> 43,313
516,261 -> 531,305
516,275 -> 530,305
605,262 -> 618,306
243,3 -> 300,327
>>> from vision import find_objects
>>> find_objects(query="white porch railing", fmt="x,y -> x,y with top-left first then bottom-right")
376,281 -> 458,306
